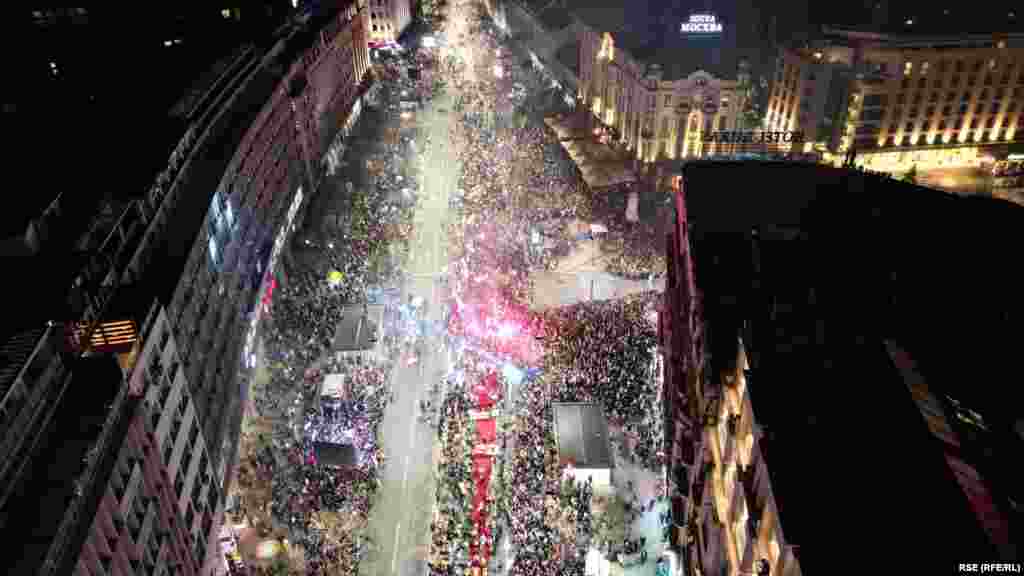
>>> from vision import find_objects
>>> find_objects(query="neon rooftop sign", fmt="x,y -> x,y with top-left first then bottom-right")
681,14 -> 723,34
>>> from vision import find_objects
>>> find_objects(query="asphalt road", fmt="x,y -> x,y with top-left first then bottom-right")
365,89 -> 458,576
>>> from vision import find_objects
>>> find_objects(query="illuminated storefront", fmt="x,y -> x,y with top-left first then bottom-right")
856,145 -> 986,171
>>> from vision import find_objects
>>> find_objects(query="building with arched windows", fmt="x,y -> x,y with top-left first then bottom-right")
571,2 -> 768,163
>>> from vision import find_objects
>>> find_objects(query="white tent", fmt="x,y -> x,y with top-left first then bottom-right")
320,373 -> 346,400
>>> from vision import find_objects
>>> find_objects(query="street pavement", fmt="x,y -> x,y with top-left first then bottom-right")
366,88 -> 459,576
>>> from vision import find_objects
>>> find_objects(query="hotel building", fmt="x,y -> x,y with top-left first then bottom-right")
661,162 -> 1021,575
765,29 -> 1024,170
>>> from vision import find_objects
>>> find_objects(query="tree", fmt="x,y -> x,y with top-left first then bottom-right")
903,164 -> 918,184
737,74 -> 763,130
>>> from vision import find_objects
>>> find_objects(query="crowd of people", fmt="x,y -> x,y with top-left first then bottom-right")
226,27 -> 445,575
234,0 -> 675,571
424,1 -> 671,575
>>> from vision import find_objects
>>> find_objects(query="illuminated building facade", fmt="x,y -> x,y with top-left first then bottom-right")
767,29 -> 1024,170
0,2 -> 371,574
367,0 -> 413,45
579,28 -> 753,162
662,162 -> 1019,575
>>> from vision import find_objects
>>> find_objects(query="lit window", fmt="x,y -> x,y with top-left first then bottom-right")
221,9 -> 231,18
904,61 -> 913,76
921,62 -> 929,76
164,40 -> 173,47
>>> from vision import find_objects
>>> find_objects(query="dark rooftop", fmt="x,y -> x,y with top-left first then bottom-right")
0,252 -> 93,342
752,338 -> 994,570
147,8 -> 342,310
679,161 -> 1023,567
679,162 -> 1022,417
0,355 -> 126,576
2,5 -> 292,242
553,403 -> 612,469
314,441 -> 358,468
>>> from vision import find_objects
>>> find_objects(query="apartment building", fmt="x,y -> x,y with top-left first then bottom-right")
766,29 -> 1024,170
0,296 -> 221,576
764,47 -> 854,152
0,2 -> 372,574
662,161 -> 1021,575
367,0 -> 413,45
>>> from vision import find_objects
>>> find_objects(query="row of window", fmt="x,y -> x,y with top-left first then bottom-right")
903,57 -> 1015,77
860,113 -> 1024,135
854,126 -> 1023,149
874,85 -> 1024,108
899,71 -> 1023,91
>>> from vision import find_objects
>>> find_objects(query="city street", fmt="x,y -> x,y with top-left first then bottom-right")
366,89 -> 459,576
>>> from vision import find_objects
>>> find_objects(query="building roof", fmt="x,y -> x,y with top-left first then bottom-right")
566,0 -> 749,81
313,441 -> 358,468
677,161 -> 1023,569
544,111 -> 637,189
4,6 -> 293,240
0,324 -> 46,383
0,355 -> 127,576
146,62 -> 287,308
752,340 -> 994,571
553,403 -> 612,469
0,252 -> 93,343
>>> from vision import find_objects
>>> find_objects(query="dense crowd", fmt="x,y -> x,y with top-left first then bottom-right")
237,0 -> 672,572
425,1 -> 670,575
227,35 -> 442,576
